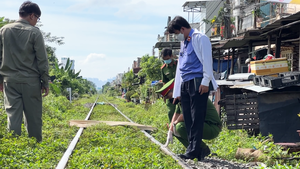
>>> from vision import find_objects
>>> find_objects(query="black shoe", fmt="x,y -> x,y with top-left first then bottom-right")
200,146 -> 211,160
178,153 -> 198,160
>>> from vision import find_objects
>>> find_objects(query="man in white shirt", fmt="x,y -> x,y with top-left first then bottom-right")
168,16 -> 218,161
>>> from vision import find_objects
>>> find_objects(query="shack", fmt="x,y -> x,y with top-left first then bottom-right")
214,11 -> 300,143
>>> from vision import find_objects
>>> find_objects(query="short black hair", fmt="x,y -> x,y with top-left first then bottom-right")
167,16 -> 191,33
161,48 -> 172,58
19,1 -> 41,17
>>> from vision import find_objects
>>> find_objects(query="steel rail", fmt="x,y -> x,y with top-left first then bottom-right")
108,102 -> 193,169
56,96 -> 99,169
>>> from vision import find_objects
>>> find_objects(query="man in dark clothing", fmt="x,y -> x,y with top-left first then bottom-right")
0,1 -> 49,142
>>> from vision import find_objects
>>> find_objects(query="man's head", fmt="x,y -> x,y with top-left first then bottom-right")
19,1 -> 41,26
155,79 -> 174,98
167,16 -> 191,41
164,89 -> 173,99
161,48 -> 173,65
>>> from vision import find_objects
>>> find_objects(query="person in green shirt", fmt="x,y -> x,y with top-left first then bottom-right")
0,1 -> 49,142
161,48 -> 178,122
156,79 -> 222,160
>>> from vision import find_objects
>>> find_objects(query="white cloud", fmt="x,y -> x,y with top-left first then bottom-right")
67,53 -> 137,81
82,53 -> 106,64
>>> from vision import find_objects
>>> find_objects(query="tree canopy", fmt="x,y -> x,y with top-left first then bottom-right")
138,54 -> 162,81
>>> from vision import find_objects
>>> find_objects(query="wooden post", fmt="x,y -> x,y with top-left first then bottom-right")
254,8 -> 257,29
275,31 -> 282,58
238,51 -> 241,73
230,48 -> 235,75
226,49 -> 230,79
268,35 -> 271,54
217,49 -> 221,73
248,41 -> 253,58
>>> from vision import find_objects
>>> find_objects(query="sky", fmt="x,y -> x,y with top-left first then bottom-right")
0,0 -> 188,81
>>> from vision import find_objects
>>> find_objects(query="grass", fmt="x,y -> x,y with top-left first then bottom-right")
0,94 -> 94,168
0,92 -> 299,169
0,93 -> 181,168
105,96 -> 300,169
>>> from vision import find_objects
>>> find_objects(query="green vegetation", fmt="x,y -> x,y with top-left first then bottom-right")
102,54 -> 162,103
138,55 -> 162,81
0,93 -> 95,168
106,96 -> 300,169
50,57 -> 97,97
0,93 -> 181,168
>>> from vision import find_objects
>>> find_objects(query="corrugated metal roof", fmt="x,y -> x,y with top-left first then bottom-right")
154,42 -> 180,50
261,11 -> 300,35
182,0 -> 218,8
212,11 -> 300,49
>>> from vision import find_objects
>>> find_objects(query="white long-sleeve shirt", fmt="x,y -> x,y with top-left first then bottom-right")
173,29 -> 218,98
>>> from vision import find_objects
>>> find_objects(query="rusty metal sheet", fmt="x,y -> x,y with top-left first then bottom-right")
69,120 -> 156,131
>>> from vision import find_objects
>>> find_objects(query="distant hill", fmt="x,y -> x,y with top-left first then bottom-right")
86,77 -> 115,88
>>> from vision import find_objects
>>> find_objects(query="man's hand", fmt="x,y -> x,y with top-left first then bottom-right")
199,85 -> 209,95
41,87 -> 49,97
172,122 -> 181,137
173,97 -> 181,104
164,130 -> 173,147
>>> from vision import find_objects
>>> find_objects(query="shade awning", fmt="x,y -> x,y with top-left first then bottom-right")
154,41 -> 180,50
266,0 -> 300,4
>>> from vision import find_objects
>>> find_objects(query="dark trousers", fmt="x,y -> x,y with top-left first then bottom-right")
181,78 -> 209,158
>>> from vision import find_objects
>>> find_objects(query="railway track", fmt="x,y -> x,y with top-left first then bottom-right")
56,96 -> 99,169
55,97 -> 253,169
54,96 -> 191,169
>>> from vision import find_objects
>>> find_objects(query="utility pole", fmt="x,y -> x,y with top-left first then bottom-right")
224,0 -> 232,39
152,46 -> 156,56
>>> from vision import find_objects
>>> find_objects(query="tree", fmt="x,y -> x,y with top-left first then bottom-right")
50,58 -> 93,96
138,54 -> 162,81
39,25 -> 64,71
122,70 -> 139,91
0,17 -> 14,28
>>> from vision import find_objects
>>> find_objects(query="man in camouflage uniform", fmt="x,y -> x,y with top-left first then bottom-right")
161,48 -> 178,122
0,1 -> 49,142
156,79 -> 222,160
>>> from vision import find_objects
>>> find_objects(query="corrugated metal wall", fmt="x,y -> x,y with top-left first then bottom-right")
205,1 -> 224,36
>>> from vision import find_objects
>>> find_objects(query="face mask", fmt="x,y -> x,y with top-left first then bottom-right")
163,59 -> 172,64
177,33 -> 185,41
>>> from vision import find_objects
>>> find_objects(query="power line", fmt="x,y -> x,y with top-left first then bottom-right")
198,0 -> 224,30
204,1 -> 225,34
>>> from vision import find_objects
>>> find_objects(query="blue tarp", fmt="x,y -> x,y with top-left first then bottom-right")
151,81 -> 159,86
213,58 -> 237,73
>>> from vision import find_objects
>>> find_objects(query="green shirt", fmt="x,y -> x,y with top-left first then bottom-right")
0,19 -> 49,88
161,59 -> 177,83
175,100 -> 222,125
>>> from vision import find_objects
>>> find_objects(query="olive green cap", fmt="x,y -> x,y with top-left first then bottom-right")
155,78 -> 175,96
